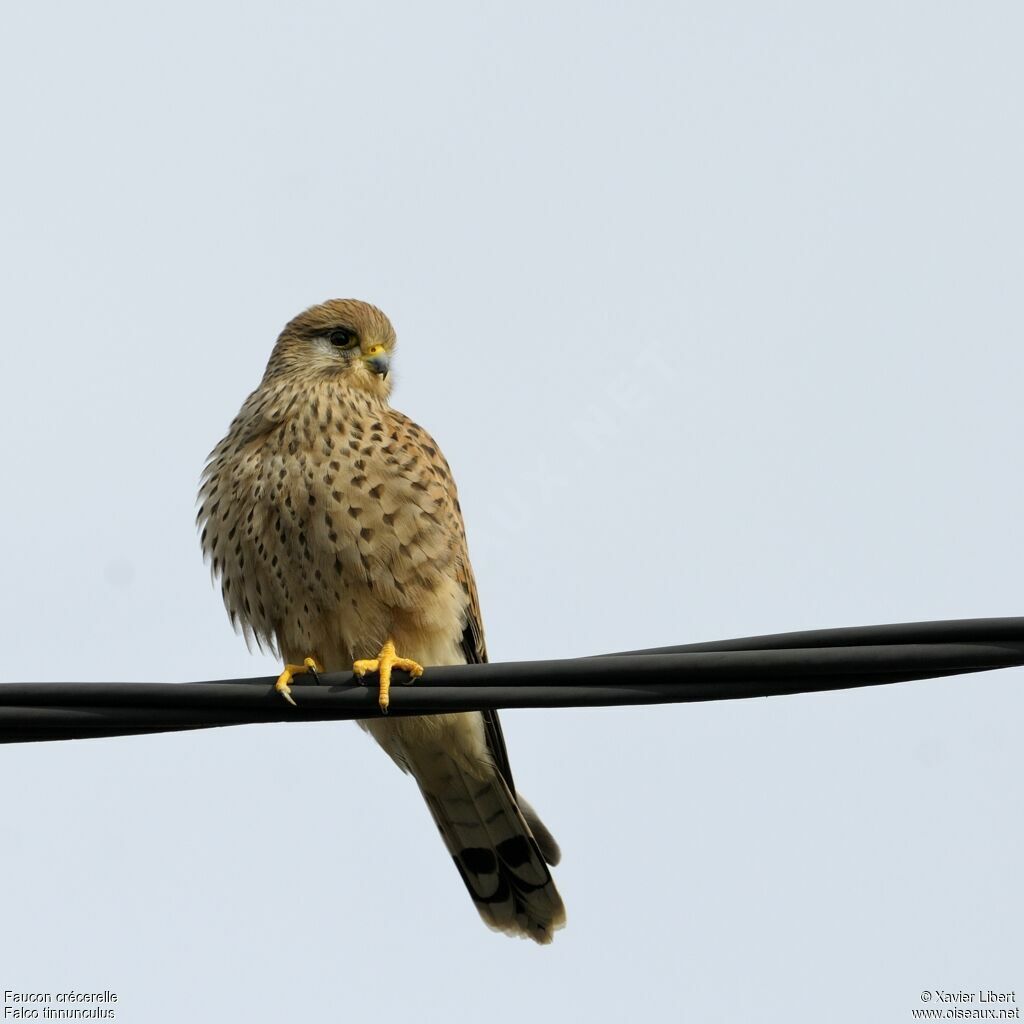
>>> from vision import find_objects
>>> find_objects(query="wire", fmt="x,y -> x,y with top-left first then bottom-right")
1,617 -> 1021,744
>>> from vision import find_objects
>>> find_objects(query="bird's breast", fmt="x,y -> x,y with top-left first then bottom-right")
201,384 -> 467,664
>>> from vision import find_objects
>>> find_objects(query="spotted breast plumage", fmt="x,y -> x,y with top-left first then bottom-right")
197,299 -> 565,942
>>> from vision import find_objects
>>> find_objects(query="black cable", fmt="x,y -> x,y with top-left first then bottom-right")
1,617 -> 1021,744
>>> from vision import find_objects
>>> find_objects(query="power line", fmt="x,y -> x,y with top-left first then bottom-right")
1,617 -> 1021,744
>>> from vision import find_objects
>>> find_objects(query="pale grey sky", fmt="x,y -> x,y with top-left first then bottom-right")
1,2 -> 1021,1022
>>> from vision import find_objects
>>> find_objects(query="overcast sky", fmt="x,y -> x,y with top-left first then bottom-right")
1,2 -> 1021,1022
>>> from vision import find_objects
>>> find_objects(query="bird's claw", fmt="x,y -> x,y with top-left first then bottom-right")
275,656 -> 324,706
353,640 -> 424,714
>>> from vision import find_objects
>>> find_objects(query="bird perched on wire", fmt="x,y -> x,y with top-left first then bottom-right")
198,299 -> 565,943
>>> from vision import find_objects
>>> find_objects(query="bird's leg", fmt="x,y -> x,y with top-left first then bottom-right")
353,639 -> 424,714
275,656 -> 324,706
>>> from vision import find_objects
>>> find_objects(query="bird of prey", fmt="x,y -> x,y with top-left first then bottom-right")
198,299 -> 565,943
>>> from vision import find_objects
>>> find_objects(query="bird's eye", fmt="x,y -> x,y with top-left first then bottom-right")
328,328 -> 359,350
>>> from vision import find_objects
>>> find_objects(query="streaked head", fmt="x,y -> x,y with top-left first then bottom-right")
265,299 -> 397,398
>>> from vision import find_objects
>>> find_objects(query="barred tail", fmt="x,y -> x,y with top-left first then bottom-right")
419,758 -> 566,944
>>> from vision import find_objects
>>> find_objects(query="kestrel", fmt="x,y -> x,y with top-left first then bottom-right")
198,299 -> 566,943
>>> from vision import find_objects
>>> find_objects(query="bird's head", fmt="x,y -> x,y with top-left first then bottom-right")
265,299 -> 397,400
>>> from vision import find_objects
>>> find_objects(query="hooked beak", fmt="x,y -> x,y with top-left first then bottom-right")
361,344 -> 391,380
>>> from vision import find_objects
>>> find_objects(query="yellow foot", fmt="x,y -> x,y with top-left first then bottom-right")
275,656 -> 324,707
353,640 -> 423,714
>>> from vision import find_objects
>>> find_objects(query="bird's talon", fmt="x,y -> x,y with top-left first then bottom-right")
275,657 -> 323,705
353,640 -> 423,714
400,661 -> 424,684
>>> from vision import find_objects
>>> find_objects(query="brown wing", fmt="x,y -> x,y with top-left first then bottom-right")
451,478 -> 564,870
386,409 -> 516,796
456,553 -> 518,796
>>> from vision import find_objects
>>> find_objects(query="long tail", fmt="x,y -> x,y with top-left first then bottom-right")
419,757 -> 566,944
